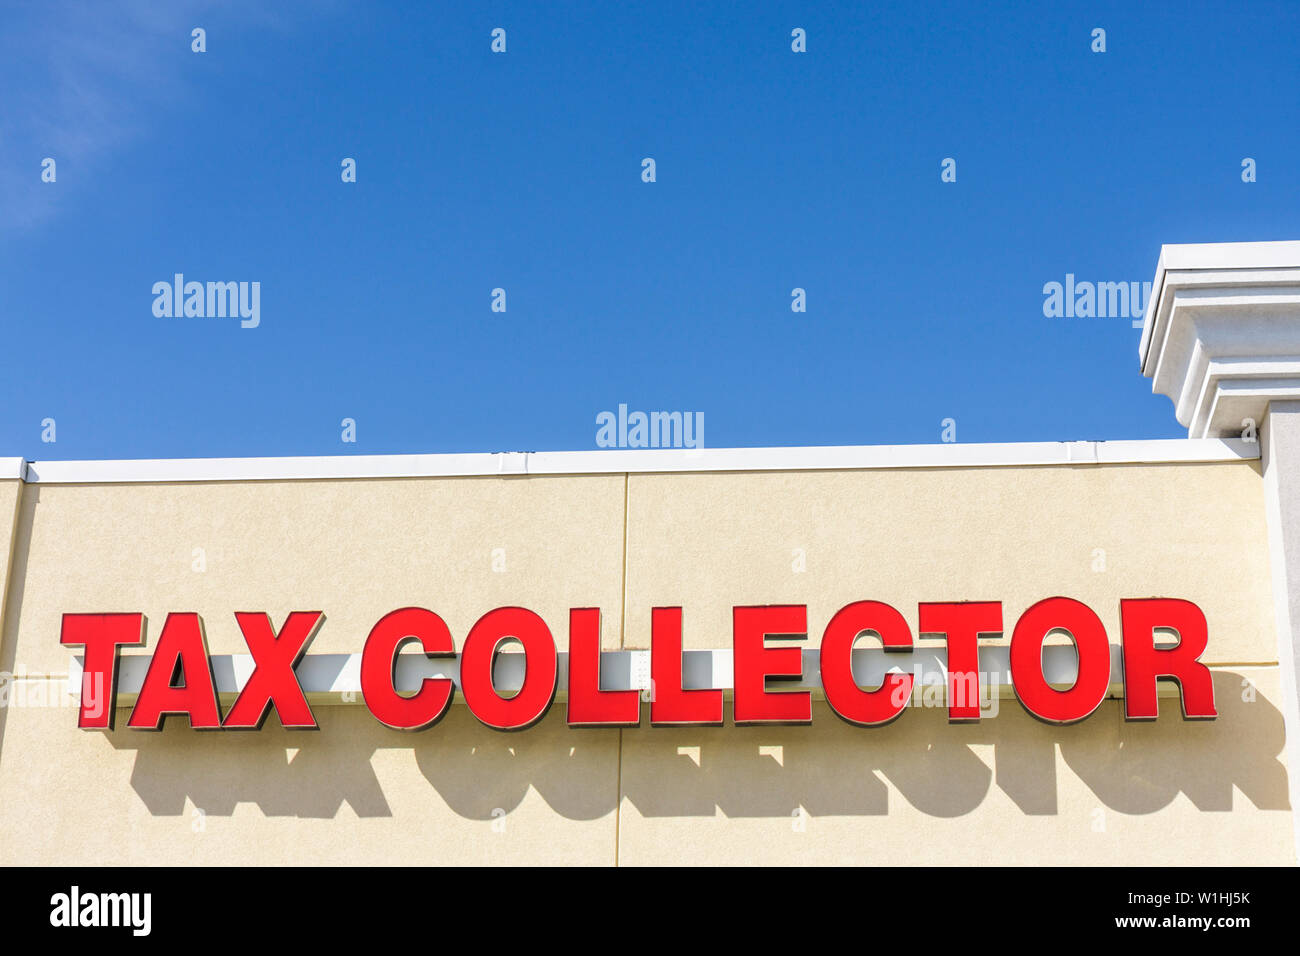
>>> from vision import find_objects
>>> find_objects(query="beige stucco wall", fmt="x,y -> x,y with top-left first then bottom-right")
4,475 -> 628,676
0,460 -> 1291,865
623,463 -> 1277,663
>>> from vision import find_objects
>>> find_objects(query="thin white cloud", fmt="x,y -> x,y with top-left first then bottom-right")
0,0 -> 337,234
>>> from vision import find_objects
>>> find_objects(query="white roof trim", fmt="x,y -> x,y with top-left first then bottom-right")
21,438 -> 1257,484
0,458 -> 26,481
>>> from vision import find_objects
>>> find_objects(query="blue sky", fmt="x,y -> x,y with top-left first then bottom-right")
2,0 -> 1298,460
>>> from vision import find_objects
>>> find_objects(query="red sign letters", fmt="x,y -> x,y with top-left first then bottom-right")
60,597 -> 1218,731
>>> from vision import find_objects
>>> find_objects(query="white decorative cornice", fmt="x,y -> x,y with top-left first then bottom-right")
1140,241 -> 1300,437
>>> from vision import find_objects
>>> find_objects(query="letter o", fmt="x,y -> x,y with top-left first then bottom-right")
461,607 -> 557,730
1010,597 -> 1110,724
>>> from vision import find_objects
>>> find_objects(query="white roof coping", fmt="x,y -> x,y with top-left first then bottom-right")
19,439 -> 1257,484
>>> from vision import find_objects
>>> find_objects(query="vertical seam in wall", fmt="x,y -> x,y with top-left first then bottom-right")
614,728 -> 623,867
619,472 -> 629,651
616,472 -> 629,866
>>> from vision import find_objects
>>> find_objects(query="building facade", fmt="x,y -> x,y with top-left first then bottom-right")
1,240 -> 1298,866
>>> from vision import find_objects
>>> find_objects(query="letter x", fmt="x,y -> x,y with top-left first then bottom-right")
224,611 -> 324,729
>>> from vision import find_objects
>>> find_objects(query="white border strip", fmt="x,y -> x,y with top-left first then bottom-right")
70,645 -> 1183,707
24,439 -> 1257,484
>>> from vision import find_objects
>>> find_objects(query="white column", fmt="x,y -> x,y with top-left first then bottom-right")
1140,240 -> 1300,860
1263,401 -> 1300,861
